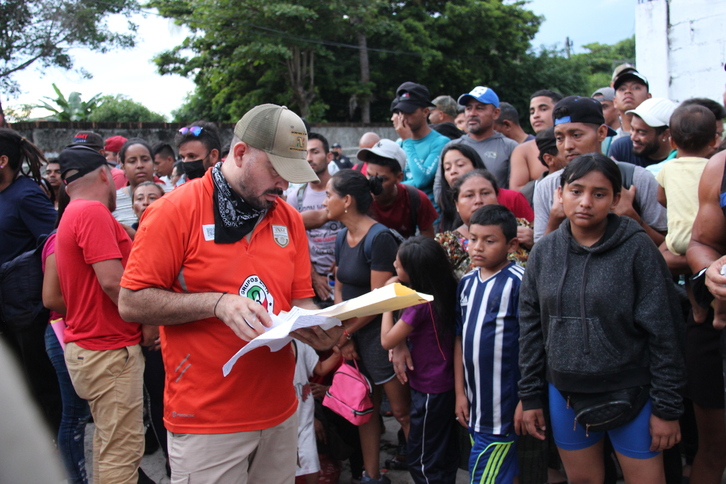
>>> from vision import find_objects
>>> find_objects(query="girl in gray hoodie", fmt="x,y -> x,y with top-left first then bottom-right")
517,153 -> 685,483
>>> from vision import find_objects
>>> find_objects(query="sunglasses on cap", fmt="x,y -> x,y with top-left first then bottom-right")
178,126 -> 204,136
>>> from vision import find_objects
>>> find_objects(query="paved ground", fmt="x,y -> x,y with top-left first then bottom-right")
83,417 -> 470,483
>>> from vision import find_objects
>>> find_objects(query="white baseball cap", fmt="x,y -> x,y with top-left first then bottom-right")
356,139 -> 407,171
626,98 -> 677,128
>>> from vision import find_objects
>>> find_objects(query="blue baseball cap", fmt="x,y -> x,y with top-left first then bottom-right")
457,86 -> 500,108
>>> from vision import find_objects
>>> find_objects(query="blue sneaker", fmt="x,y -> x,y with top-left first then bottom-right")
360,471 -> 391,484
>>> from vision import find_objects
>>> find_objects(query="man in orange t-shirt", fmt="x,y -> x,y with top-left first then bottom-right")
119,104 -> 342,483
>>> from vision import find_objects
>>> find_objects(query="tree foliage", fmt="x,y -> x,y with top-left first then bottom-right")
573,36 -> 636,96
0,0 -> 140,95
152,0 -> 632,125
88,95 -> 167,122
152,0 -> 545,123
36,83 -> 103,121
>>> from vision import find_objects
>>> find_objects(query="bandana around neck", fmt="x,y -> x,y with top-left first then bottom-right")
211,162 -> 264,243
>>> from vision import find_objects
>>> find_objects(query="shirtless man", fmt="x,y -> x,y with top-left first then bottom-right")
509,90 -> 563,196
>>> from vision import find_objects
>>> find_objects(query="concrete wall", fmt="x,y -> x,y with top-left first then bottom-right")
636,0 -> 726,103
8,122 -> 397,159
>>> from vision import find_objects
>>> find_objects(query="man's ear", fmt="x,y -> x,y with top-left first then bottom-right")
232,143 -> 247,166
396,171 -> 404,182
209,148 -> 221,164
596,124 -> 609,143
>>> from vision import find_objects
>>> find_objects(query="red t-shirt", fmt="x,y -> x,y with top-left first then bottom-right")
56,199 -> 139,350
371,183 -> 438,238
121,171 -> 314,434
498,188 -> 534,222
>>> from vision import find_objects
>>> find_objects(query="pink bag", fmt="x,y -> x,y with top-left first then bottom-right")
323,360 -> 374,425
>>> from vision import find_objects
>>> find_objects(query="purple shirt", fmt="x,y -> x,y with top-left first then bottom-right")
401,302 -> 454,394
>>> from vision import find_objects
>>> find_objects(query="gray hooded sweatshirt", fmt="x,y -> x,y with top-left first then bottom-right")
518,214 -> 685,421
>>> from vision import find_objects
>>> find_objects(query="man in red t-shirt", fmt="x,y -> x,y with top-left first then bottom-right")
359,139 -> 438,238
56,145 -> 153,484
119,104 -> 342,483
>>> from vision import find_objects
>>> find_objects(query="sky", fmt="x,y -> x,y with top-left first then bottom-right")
4,0 -> 636,120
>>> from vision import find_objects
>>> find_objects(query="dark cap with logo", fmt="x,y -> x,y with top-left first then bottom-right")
70,131 -> 104,151
553,96 -> 617,136
612,66 -> 649,91
391,82 -> 436,113
58,145 -> 108,184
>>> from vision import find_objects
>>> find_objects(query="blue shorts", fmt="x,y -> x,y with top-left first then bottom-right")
468,430 -> 518,484
548,383 -> 658,459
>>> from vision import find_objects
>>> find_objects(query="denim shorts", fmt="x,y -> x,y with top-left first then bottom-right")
548,383 -> 658,459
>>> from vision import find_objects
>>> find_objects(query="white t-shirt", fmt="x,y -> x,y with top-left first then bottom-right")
112,183 -> 168,226
286,184 -> 344,275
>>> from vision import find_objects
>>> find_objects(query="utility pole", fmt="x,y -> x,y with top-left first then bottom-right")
565,37 -> 574,58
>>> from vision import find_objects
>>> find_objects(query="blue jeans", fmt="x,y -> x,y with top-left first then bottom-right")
44,324 -> 91,484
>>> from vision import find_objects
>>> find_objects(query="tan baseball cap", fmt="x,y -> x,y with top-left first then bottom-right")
234,104 -> 319,183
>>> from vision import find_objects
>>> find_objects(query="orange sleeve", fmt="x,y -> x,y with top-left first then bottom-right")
121,197 -> 187,291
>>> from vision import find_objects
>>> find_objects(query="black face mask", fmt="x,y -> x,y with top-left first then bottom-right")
182,159 -> 206,180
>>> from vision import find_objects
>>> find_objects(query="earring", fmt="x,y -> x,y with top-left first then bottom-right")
344,209 -> 348,214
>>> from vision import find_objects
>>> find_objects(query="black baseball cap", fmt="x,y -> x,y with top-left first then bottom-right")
70,131 -> 104,151
612,67 -> 649,91
553,96 -> 617,136
391,82 -> 436,113
535,127 -> 557,156
58,145 -> 108,184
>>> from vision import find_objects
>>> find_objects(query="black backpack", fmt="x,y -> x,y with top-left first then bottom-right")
0,233 -> 51,332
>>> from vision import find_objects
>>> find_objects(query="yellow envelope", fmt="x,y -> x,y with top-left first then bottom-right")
316,283 -> 433,321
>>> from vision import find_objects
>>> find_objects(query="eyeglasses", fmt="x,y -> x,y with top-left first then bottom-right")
178,126 -> 204,136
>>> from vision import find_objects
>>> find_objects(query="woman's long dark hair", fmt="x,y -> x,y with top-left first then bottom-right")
0,128 -> 47,183
330,169 -> 382,214
438,143 -> 487,232
397,236 -> 458,338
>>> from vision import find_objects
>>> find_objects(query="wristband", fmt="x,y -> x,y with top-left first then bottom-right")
343,329 -> 352,340
213,292 -> 228,318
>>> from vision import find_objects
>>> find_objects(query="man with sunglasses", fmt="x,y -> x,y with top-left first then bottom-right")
175,120 -> 222,182
119,104 -> 341,483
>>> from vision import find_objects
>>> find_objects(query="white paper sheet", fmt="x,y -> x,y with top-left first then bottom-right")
222,283 -> 432,376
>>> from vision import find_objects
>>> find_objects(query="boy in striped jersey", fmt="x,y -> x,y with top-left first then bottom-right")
454,205 -> 523,483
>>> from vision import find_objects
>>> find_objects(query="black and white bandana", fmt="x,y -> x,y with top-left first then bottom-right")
211,162 -> 264,243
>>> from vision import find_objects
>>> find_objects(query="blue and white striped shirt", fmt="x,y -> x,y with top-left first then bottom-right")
456,262 -> 523,435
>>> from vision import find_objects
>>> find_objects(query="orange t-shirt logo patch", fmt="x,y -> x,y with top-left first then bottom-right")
239,275 -> 275,312
272,225 -> 289,247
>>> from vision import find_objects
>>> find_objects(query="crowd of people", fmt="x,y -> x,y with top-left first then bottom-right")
2,62 -> 726,484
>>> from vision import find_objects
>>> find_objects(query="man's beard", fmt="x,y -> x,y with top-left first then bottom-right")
633,138 -> 661,159
245,187 -> 284,211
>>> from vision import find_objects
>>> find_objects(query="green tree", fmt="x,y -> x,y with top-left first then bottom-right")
153,0 -> 544,123
0,0 -> 139,91
0,0 -> 139,119
89,95 -> 167,122
36,83 -> 103,121
573,36 -> 635,95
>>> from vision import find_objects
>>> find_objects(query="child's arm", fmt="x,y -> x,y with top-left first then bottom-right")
380,311 -> 414,350
313,346 -> 341,377
454,335 -> 469,429
657,184 -> 667,207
